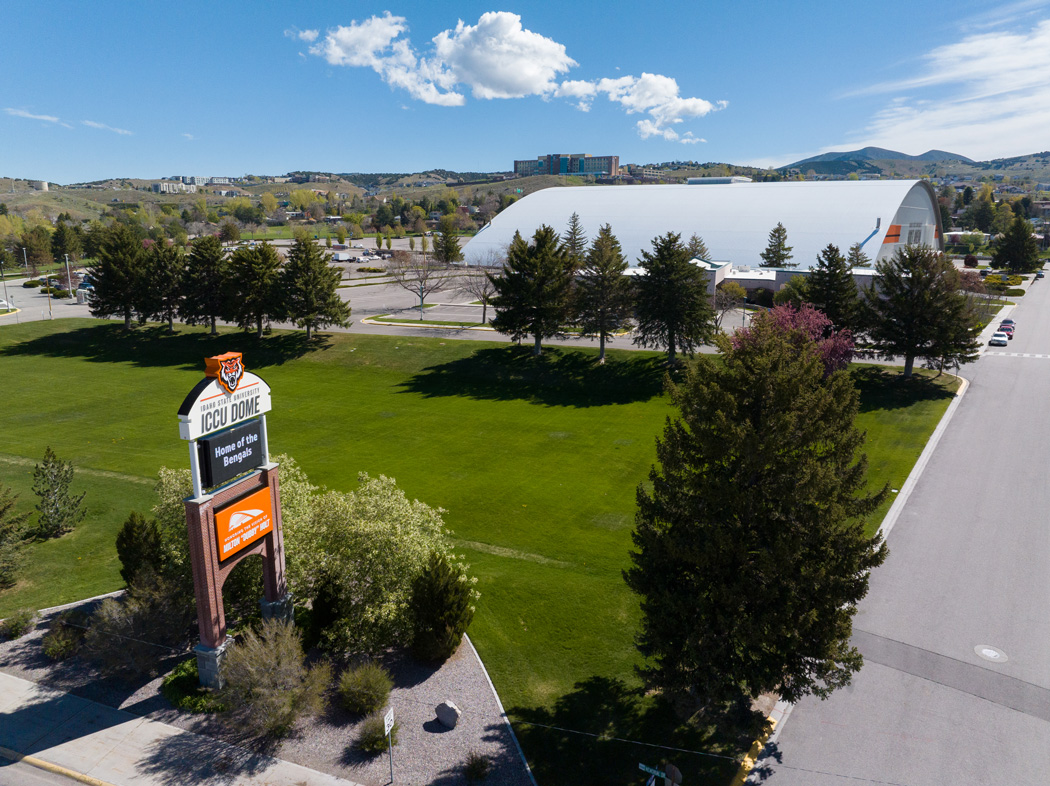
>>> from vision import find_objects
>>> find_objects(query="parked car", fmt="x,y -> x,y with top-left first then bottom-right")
1000,318 -> 1016,326
989,332 -> 1009,347
998,324 -> 1015,338
0,299 -> 10,309
1037,271 -> 1045,279
979,269 -> 989,277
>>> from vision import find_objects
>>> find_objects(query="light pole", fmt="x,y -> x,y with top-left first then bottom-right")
64,253 -> 73,296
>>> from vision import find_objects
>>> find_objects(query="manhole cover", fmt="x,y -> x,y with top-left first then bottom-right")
974,645 -> 1008,663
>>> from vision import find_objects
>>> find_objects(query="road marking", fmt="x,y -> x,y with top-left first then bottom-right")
983,353 -> 1050,358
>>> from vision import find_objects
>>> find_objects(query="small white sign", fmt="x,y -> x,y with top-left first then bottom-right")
384,708 -> 395,736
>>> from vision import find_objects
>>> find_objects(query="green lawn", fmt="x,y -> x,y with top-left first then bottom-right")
0,320 -> 958,784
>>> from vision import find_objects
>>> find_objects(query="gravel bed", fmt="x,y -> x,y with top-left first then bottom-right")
0,598 -> 534,786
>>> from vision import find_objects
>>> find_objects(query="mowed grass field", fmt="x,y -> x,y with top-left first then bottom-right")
0,319 -> 958,784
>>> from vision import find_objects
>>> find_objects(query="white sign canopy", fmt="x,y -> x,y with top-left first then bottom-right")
178,371 -> 272,441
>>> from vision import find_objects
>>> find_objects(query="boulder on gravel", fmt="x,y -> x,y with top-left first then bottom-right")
436,700 -> 461,729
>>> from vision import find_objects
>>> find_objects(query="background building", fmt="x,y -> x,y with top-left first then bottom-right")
514,153 -> 620,178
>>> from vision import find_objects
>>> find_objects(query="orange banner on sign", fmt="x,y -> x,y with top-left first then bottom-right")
214,486 -> 274,560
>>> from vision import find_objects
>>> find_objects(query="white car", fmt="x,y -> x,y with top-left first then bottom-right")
989,332 -> 1009,347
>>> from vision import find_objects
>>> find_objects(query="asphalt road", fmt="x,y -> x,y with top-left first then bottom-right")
754,283 -> 1050,784
0,759 -> 81,786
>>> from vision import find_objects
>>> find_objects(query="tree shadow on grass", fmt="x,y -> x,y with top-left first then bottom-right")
0,323 -> 330,371
398,345 -> 668,408
509,676 -> 765,786
852,365 -> 957,414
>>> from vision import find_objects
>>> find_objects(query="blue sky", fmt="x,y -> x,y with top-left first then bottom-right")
3,1 -> 1050,183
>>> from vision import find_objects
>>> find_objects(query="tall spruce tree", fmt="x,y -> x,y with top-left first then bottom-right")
138,241 -> 185,332
759,222 -> 794,267
32,446 -> 86,540
180,235 -> 229,335
685,234 -> 711,261
575,224 -> 633,363
228,242 -> 283,337
807,244 -> 859,331
862,246 -> 980,377
846,242 -> 871,268
992,215 -> 1039,273
624,315 -> 887,706
434,215 -> 464,264
281,235 -> 351,339
562,212 -> 587,272
88,224 -> 146,330
490,225 -> 573,356
633,232 -> 715,364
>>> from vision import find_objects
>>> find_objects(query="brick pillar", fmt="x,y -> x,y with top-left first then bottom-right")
184,494 -> 226,649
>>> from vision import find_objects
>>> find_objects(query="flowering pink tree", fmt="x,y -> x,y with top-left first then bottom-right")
732,304 -> 853,377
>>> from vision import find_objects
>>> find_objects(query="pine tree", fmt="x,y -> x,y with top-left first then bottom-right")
624,316 -> 887,706
138,242 -> 184,332
992,215 -> 1039,273
759,222 -> 794,268
88,224 -> 146,330
490,226 -> 573,355
807,244 -> 859,331
561,212 -> 587,272
633,232 -> 715,364
685,234 -> 711,261
846,242 -> 871,268
0,483 -> 30,589
862,246 -> 980,377
574,224 -> 633,363
179,235 -> 229,335
228,242 -> 283,337
281,235 -> 351,340
409,552 -> 478,663
434,215 -> 464,264
32,447 -> 85,540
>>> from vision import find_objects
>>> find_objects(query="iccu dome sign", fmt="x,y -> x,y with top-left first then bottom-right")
176,352 -> 291,689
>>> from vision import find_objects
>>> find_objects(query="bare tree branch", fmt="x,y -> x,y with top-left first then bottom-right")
387,250 -> 454,320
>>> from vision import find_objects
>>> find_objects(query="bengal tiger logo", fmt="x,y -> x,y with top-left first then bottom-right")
218,356 -> 244,393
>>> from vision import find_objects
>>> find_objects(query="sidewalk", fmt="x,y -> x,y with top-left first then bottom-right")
0,671 -> 364,786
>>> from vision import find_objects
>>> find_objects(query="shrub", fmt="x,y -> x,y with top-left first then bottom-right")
84,569 -> 194,677
963,254 -> 978,268
0,483 -> 30,589
52,289 -> 71,299
161,657 -> 223,713
463,750 -> 492,783
32,446 -> 86,540
338,661 -> 393,715
41,611 -> 87,661
115,512 -> 164,585
1,608 -> 35,639
356,711 -> 398,754
1003,288 -> 1026,296
22,280 -> 40,288
219,619 -> 331,738
358,266 -> 384,273
410,552 -> 478,663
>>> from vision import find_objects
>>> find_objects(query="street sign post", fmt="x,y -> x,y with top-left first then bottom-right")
639,762 -> 683,785
385,708 -> 395,782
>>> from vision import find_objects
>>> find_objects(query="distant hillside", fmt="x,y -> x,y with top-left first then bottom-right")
789,147 -> 974,167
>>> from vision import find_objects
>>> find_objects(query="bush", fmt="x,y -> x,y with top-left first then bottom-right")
358,266 -> 384,273
356,711 -> 398,754
1003,288 -> 1026,296
338,661 -> 393,715
219,619 -> 331,738
84,569 -> 194,677
747,287 -> 775,308
463,750 -> 492,783
41,611 -> 87,661
22,280 -> 40,288
52,289 -> 71,299
161,657 -> 223,713
963,254 -> 978,268
1,608 -> 35,640
410,552 -> 478,663
115,512 -> 165,586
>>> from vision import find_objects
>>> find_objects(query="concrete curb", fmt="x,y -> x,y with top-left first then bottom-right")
0,745 -> 118,786
360,316 -> 495,331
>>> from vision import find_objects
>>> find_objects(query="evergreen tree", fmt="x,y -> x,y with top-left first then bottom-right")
759,222 -> 794,267
138,242 -> 184,331
624,316 -> 887,706
633,232 -> 715,364
490,225 -> 573,356
846,242 -> 871,268
32,446 -> 86,540
0,483 -> 30,589
561,212 -> 587,271
685,233 -> 711,261
88,224 -> 146,330
992,215 -> 1039,273
861,246 -> 980,377
228,242 -> 283,337
434,215 -> 463,264
575,224 -> 634,363
50,221 -> 83,264
180,235 -> 229,335
281,235 -> 351,339
807,244 -> 859,331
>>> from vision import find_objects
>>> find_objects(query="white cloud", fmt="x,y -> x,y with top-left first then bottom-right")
83,120 -> 132,136
305,11 -> 723,141
5,107 -> 61,123
839,19 -> 1050,159
298,29 -> 318,42
182,133 -> 195,140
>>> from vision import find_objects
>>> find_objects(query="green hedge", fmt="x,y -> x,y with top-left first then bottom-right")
22,280 -> 40,288
1002,288 -> 1025,296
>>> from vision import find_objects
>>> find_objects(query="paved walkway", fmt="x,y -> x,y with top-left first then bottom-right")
0,671 -> 364,786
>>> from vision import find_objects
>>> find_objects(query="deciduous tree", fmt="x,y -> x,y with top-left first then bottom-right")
624,315 -> 886,707
633,232 -> 715,364
714,280 -> 747,330
574,224 -> 633,363
387,249 -> 452,320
